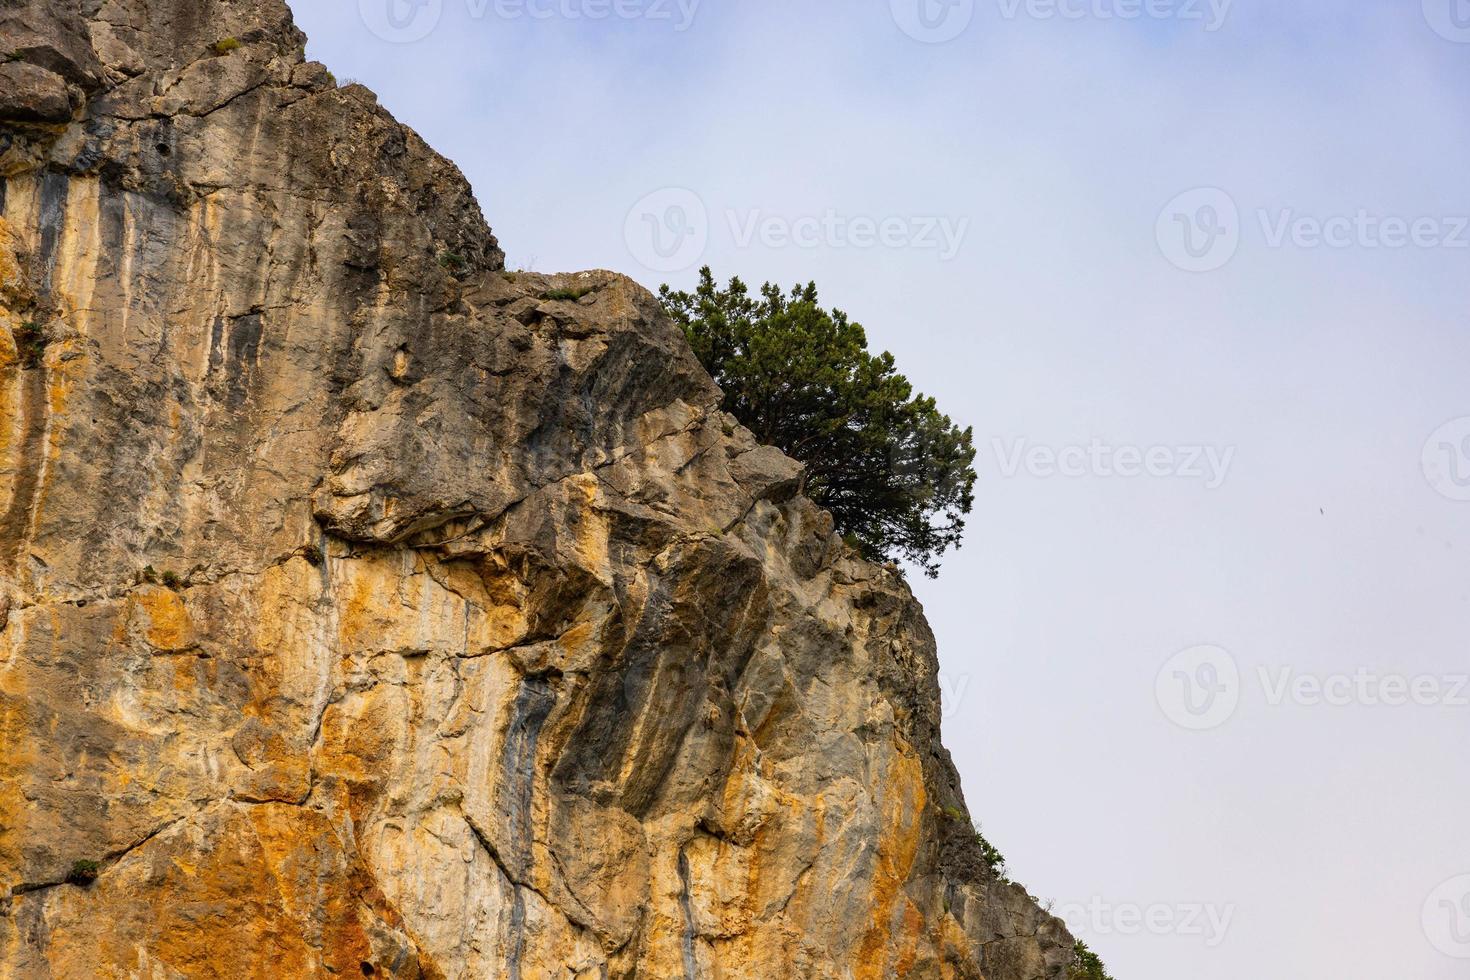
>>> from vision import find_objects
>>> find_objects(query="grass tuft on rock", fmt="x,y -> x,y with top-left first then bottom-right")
972,827 -> 1009,882
543,286 -> 592,302
66,859 -> 100,886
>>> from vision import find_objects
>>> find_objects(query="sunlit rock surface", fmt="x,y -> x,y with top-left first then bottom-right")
0,1 -> 1077,976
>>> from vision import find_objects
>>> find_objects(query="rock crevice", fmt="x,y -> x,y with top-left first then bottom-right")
0,1 -> 1079,977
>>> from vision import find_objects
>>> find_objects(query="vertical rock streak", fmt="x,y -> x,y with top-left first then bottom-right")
503,675 -> 555,873
677,847 -> 698,980
0,1 -> 1080,977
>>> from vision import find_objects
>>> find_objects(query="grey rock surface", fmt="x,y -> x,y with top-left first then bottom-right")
0,1 -> 1081,977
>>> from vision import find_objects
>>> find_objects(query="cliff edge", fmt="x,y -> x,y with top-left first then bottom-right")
0,1 -> 1078,976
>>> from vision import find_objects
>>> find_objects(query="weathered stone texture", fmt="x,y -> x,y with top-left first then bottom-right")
0,2 -> 1077,977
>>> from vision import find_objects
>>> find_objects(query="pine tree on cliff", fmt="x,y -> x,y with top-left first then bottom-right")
660,267 -> 977,578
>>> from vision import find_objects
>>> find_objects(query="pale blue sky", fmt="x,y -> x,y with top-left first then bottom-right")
291,2 -> 1470,976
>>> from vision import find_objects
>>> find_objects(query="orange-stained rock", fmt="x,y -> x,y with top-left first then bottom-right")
0,2 -> 1079,977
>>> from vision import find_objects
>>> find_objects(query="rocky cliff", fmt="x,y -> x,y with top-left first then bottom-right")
0,2 -> 1079,976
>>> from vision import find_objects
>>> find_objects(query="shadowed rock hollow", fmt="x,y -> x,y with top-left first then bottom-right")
0,1 -> 1080,976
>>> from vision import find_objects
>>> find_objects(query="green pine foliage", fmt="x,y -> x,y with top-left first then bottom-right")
1070,942 -> 1114,980
660,268 -> 976,578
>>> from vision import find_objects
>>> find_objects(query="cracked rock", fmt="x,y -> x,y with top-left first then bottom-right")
0,1 -> 1079,978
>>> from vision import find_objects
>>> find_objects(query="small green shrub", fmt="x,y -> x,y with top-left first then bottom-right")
160,571 -> 183,590
1069,942 -> 1113,980
211,37 -> 242,55
14,321 -> 45,369
67,859 -> 100,886
940,806 -> 1009,882
438,251 -> 468,272
543,286 -> 592,302
972,826 -> 1008,882
139,565 -> 159,585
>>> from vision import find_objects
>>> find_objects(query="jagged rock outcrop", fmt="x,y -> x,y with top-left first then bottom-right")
0,1 -> 1078,976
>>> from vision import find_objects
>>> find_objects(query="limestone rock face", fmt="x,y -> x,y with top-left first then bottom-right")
0,2 -> 1078,977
